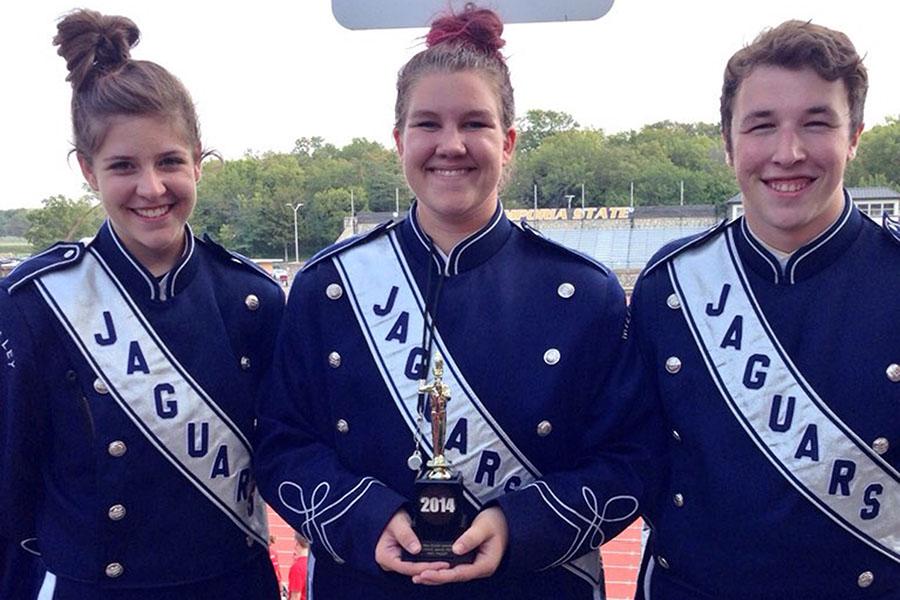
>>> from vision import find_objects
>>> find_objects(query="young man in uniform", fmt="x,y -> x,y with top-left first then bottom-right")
633,20 -> 899,599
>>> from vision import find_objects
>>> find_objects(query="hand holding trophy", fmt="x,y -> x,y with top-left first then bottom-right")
403,354 -> 475,564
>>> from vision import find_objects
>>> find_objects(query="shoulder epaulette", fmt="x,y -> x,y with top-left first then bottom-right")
882,213 -> 900,247
198,234 -> 281,288
301,220 -> 397,273
2,242 -> 85,294
513,219 -> 609,276
642,218 -> 731,277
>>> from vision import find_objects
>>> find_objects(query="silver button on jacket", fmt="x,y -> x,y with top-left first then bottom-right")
543,348 -> 561,365
93,377 -> 109,394
557,283 -> 575,298
107,441 -> 127,457
665,356 -> 682,374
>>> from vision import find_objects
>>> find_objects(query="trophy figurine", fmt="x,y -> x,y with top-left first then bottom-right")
403,354 -> 475,564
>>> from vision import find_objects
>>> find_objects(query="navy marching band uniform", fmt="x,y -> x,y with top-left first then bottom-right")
255,202 -> 661,600
632,193 -> 900,599
0,222 -> 284,599
1,537 -> 42,600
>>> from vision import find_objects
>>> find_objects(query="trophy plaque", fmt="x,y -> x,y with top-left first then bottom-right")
403,355 -> 475,565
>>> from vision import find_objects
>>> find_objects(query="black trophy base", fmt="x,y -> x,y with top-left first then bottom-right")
402,473 -> 475,565
405,540 -> 475,566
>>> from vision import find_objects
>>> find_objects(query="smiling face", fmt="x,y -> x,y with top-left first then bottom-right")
728,65 -> 862,252
394,70 -> 515,250
79,114 -> 201,275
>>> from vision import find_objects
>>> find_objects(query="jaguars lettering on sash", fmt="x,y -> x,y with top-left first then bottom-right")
92,310 -> 257,517
370,285 -> 517,493
703,282 -> 884,521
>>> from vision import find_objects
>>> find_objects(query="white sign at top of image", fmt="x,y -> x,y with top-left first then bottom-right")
332,0 -> 615,29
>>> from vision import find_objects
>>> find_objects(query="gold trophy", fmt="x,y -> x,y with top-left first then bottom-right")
404,354 -> 475,564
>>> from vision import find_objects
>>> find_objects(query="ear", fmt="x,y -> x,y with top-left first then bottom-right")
722,132 -> 734,167
77,153 -> 99,191
393,127 -> 404,157
502,127 -> 517,164
847,123 -> 864,161
193,145 -> 203,183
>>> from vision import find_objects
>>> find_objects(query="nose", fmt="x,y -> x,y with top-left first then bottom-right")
136,168 -> 166,198
435,127 -> 466,157
772,128 -> 806,166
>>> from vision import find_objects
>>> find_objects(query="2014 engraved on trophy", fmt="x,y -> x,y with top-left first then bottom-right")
403,355 -> 475,564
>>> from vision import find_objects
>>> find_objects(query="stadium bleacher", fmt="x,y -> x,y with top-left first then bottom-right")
540,224 -> 712,270
343,203 -> 722,291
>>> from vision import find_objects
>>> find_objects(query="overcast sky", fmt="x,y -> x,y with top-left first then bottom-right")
2,0 -> 897,210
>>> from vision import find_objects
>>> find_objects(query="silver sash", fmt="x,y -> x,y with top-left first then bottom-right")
335,231 -> 603,590
669,228 -> 899,563
36,249 -> 268,546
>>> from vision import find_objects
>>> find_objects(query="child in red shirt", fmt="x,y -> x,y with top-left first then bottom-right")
288,535 -> 309,600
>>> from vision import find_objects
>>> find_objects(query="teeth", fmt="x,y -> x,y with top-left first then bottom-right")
134,206 -> 171,218
768,180 -> 808,193
431,168 -> 469,176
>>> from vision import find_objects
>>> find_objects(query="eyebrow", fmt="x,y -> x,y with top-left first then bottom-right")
408,109 -> 496,120
805,105 -> 840,118
408,110 -> 439,119
102,155 -> 134,163
101,149 -> 187,163
462,109 -> 495,119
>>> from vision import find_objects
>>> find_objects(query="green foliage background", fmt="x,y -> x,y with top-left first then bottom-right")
4,113 -> 898,259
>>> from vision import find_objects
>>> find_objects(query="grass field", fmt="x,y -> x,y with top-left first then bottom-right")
0,237 -> 32,256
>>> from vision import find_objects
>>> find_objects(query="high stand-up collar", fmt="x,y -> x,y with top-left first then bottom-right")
401,200 -> 512,276
735,190 -> 863,285
89,220 -> 198,302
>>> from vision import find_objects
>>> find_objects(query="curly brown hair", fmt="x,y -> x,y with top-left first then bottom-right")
720,20 -> 867,155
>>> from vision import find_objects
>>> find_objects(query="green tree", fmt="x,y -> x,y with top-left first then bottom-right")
508,129 -> 653,207
292,136 -> 326,159
338,138 -> 405,211
194,156 -> 262,241
507,119 -> 736,208
612,121 -> 725,172
515,109 -> 580,154
846,116 -> 900,190
195,153 -> 304,257
300,187 -> 355,254
0,209 -> 31,237
607,121 -> 736,205
25,194 -> 105,250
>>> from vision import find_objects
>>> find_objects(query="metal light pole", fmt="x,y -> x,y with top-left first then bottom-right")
285,202 -> 303,263
350,190 -> 356,235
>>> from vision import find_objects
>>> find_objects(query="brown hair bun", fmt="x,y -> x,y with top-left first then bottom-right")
54,9 -> 140,91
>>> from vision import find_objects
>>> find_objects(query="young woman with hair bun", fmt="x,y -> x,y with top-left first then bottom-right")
0,9 -> 283,599
256,6 -> 660,599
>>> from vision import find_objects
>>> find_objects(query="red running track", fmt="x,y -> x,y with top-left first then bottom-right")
267,508 -> 645,599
